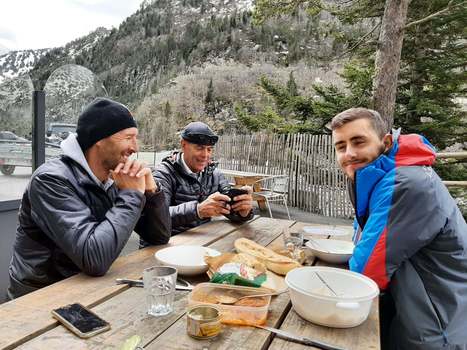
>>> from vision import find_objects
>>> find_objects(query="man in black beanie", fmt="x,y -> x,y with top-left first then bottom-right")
8,98 -> 171,299
147,121 -> 253,241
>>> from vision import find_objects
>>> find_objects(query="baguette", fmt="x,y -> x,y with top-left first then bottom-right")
234,238 -> 301,275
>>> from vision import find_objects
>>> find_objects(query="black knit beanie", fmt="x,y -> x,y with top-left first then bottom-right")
76,98 -> 137,151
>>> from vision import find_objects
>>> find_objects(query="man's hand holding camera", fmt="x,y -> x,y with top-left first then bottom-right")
197,186 -> 253,219
197,192 -> 231,219
230,186 -> 253,217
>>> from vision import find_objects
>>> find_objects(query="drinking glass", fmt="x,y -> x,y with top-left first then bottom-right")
143,266 -> 177,317
283,228 -> 304,260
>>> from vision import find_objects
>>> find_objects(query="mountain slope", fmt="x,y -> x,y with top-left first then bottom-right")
0,49 -> 49,83
3,0 -> 354,140
29,0 -> 347,106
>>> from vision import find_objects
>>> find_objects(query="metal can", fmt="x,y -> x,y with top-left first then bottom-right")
187,305 -> 222,339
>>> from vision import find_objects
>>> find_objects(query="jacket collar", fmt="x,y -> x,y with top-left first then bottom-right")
353,129 -> 436,219
60,134 -> 114,191
163,151 -> 218,179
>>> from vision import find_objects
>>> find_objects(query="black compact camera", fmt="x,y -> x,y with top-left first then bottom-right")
219,187 -> 250,221
223,188 -> 249,202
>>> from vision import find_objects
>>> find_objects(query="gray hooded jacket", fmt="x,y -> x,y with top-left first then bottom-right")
8,134 -> 170,299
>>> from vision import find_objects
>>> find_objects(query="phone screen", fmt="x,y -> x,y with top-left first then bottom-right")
53,303 -> 109,334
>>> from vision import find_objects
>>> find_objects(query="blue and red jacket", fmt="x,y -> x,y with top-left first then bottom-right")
348,130 -> 467,349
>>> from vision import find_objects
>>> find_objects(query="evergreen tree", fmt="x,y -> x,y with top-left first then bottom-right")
205,78 -> 216,117
253,0 -> 466,133
252,0 -> 467,149
205,78 -> 214,105
396,0 -> 467,148
163,100 -> 172,121
286,71 -> 298,96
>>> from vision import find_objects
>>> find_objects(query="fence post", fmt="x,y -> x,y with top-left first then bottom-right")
32,90 -> 46,171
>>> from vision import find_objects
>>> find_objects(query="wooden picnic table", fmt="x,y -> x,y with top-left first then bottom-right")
0,217 -> 380,350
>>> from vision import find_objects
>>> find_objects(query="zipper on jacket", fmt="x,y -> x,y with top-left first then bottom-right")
353,174 -> 366,230
353,174 -> 368,231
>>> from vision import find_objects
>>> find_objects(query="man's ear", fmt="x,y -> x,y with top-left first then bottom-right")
94,139 -> 104,149
383,134 -> 393,152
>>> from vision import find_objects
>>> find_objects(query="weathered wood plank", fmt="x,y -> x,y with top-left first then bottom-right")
144,292 -> 291,350
267,300 -> 380,350
15,218 -> 295,350
269,228 -> 380,350
0,218 -> 257,350
6,219 -> 376,350
16,288 -> 191,350
144,218 -> 298,350
208,216 -> 294,253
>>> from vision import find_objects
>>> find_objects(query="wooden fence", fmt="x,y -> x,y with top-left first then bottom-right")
436,152 -> 467,188
215,133 -> 354,219
215,135 -> 467,219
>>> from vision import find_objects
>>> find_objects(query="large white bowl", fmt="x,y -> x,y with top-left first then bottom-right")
285,266 -> 379,328
305,239 -> 354,264
154,245 -> 220,276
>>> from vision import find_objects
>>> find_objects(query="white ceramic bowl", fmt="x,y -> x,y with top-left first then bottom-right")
305,239 -> 354,264
285,266 -> 379,328
154,245 -> 220,276
302,226 -> 350,237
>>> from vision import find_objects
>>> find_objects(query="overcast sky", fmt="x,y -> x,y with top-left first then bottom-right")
0,0 -> 145,51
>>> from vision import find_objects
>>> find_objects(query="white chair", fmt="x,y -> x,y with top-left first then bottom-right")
252,174 -> 291,220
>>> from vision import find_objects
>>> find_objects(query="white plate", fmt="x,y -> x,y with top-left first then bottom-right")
302,226 -> 350,237
154,245 -> 221,276
305,239 -> 354,264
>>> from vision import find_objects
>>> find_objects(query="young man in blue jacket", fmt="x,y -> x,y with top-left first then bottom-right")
331,107 -> 467,350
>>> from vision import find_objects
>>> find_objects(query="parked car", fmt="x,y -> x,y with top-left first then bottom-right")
0,131 -> 28,142
0,130 -> 62,175
46,123 -> 76,143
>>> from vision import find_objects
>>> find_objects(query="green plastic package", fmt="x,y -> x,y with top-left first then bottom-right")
210,272 -> 266,288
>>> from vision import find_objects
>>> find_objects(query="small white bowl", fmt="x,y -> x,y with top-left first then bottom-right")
305,239 -> 354,264
154,245 -> 220,276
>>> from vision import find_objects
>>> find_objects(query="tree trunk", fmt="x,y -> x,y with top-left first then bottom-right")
372,0 -> 410,131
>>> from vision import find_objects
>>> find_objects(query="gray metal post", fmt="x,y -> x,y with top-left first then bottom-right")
32,90 -> 46,171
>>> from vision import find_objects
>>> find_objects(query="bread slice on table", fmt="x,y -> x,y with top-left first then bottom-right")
234,238 -> 301,275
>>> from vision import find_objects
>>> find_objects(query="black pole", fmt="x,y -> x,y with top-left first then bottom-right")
32,91 -> 46,171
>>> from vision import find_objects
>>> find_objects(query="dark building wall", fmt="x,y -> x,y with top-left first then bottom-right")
0,200 -> 19,304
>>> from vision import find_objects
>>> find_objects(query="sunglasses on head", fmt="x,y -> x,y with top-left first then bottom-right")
183,133 -> 218,146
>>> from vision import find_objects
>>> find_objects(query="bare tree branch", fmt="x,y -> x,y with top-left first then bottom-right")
337,20 -> 381,59
405,0 -> 466,29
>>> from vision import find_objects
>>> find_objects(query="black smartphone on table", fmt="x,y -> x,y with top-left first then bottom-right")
51,303 -> 110,338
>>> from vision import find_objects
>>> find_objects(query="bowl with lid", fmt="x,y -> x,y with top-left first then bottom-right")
285,266 -> 379,328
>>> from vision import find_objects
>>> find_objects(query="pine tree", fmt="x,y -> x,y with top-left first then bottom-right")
286,71 -> 298,96
395,0 -> 467,148
205,78 -> 214,105
204,78 -> 216,117
252,0 -> 467,148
